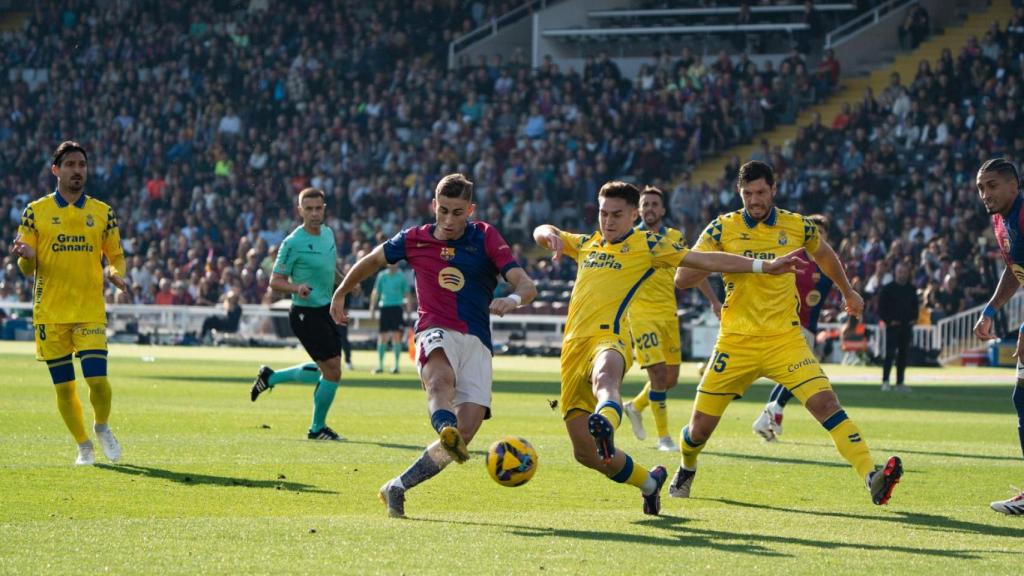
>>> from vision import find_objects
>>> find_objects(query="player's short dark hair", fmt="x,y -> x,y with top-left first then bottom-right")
808,213 -> 830,234
599,181 -> 641,207
436,173 -> 474,201
641,185 -> 664,201
298,187 -> 325,204
52,141 -> 88,166
736,160 -> 776,189
978,157 -> 1020,187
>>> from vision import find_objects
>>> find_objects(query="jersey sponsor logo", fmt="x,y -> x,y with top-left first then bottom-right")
742,250 -> 776,259
73,326 -> 104,336
440,247 -> 456,261
788,357 -> 816,372
85,214 -> 94,227
778,230 -> 788,246
805,289 -> 822,307
51,234 -> 94,253
438,266 -> 465,291
581,251 -> 622,270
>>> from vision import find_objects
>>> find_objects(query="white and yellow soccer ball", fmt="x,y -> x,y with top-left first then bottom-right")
485,436 -> 538,487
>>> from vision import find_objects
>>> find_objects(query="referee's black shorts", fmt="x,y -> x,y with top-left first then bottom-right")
289,305 -> 342,362
379,305 -> 404,333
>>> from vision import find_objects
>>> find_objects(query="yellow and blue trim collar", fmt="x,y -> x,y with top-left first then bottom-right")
741,206 -> 777,228
52,190 -> 87,208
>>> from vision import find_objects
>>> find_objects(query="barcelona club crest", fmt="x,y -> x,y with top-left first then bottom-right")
85,214 -> 94,227
440,247 -> 456,261
778,230 -> 788,246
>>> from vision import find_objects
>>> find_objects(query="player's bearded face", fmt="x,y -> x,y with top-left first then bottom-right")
639,194 -> 665,227
976,172 -> 1017,215
53,152 -> 87,193
433,196 -> 475,240
739,179 -> 776,220
598,196 -> 638,241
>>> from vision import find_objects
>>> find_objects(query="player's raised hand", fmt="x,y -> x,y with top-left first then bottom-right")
973,314 -> 997,341
330,296 -> 349,325
843,290 -> 865,320
544,232 -> 564,260
490,296 -> 518,317
763,252 -> 806,275
10,234 -> 35,259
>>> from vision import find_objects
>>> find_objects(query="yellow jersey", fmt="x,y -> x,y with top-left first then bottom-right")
628,224 -> 684,322
560,228 -> 689,341
693,207 -> 820,336
17,192 -> 126,324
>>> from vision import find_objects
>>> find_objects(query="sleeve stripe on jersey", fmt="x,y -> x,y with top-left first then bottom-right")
612,268 -> 655,335
705,219 -> 723,242
21,207 -> 36,230
499,261 -> 519,277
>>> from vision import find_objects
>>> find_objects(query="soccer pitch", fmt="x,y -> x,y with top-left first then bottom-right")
1,342 -> 1021,575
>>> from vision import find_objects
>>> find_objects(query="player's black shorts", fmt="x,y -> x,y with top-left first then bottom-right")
289,305 -> 342,362
379,305 -> 404,333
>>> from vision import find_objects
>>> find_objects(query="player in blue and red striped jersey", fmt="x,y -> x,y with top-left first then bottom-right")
330,173 -> 537,518
751,214 -> 835,441
973,158 -> 1024,515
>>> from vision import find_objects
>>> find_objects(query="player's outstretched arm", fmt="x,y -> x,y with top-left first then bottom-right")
675,267 -> 710,290
490,267 -> 538,317
975,266 -> 1021,340
680,250 -> 805,275
330,245 -> 387,324
533,224 -> 565,259
809,240 -> 864,318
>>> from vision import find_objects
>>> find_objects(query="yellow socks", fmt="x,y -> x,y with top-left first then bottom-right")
85,376 -> 112,425
680,425 -> 704,469
649,389 -> 669,438
596,400 -> 622,429
823,410 -> 875,479
54,381 -> 89,444
632,381 -> 652,412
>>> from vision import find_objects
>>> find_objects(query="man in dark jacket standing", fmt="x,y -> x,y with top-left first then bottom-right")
879,262 -> 919,391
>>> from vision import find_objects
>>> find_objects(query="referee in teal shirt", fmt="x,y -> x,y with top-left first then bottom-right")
250,188 -> 345,441
370,263 -> 410,374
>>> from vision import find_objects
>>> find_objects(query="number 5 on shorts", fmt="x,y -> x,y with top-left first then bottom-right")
711,351 -> 729,373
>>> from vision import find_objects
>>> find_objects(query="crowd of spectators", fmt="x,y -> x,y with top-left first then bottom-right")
0,0 -> 843,314
687,12 -> 1024,327
1,0 -> 1023,339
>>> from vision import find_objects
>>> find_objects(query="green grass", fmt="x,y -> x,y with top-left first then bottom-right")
1,342 -> 1022,575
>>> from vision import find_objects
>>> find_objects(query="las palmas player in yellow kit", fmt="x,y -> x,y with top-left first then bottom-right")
672,161 -> 903,505
533,181 -> 803,515
10,141 -> 129,465
623,186 -> 720,451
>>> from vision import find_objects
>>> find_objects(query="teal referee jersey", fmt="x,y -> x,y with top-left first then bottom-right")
273,226 -> 336,307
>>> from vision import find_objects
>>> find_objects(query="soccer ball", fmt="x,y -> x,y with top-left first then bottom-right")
486,436 -> 538,487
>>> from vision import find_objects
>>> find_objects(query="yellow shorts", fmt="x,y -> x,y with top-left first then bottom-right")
35,323 -> 107,362
696,329 -> 832,417
560,335 -> 632,418
631,319 -> 681,368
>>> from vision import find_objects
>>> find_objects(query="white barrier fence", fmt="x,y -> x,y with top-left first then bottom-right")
5,295 -> 1022,364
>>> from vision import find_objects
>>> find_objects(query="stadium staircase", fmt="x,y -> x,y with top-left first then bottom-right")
689,0 -> 1017,187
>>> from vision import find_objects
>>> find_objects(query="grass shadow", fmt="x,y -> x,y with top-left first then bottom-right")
781,440 -> 1022,463
711,498 -> 1024,539
95,463 -> 337,494
415,514 -> 989,559
709,450 -> 849,469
